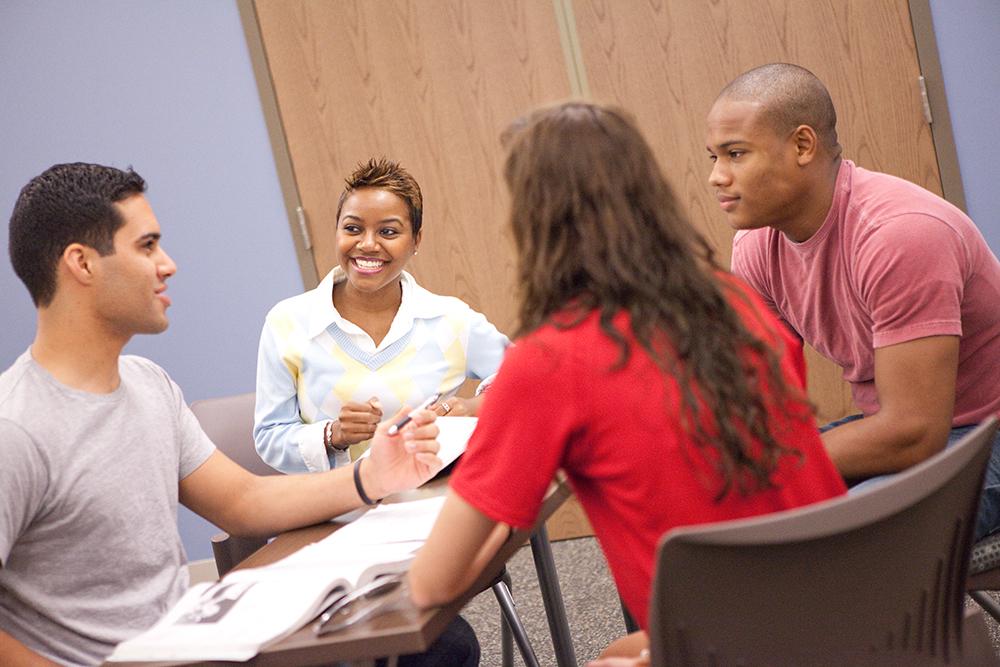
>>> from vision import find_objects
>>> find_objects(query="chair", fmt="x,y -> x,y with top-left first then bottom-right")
189,392 -> 574,667
647,417 -> 999,666
966,515 -> 1000,623
190,393 -> 277,576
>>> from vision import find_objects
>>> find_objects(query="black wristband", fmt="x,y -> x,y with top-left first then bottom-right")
353,459 -> 381,506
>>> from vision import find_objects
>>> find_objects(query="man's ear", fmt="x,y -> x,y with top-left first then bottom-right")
792,124 -> 820,166
62,243 -> 98,287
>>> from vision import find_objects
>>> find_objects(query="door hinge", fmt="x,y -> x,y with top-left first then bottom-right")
918,75 -> 933,125
295,206 -> 312,250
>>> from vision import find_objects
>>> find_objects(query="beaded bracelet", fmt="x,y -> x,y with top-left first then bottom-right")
324,420 -> 349,452
323,421 -> 334,451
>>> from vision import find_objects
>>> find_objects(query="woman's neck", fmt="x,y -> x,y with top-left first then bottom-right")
332,279 -> 403,346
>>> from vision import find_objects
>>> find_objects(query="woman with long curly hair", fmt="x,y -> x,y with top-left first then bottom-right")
408,102 -> 846,665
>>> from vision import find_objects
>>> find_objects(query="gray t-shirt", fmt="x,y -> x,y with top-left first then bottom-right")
0,351 -> 215,666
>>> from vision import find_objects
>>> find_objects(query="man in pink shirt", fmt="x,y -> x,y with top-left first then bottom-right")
706,63 -> 1000,539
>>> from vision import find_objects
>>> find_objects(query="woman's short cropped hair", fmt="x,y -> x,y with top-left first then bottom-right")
336,158 -> 423,236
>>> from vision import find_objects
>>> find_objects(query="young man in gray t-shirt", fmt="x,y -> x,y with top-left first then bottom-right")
0,163 -> 473,666
0,354 -> 214,665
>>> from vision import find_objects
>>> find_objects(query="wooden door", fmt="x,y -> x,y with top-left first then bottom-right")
571,0 -> 942,422
252,0 -> 573,337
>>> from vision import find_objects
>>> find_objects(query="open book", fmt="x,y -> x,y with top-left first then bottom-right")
107,496 -> 447,662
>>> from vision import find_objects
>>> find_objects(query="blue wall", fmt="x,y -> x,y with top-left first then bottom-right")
1,1 -> 998,561
0,1 -> 302,561
928,0 -> 1000,251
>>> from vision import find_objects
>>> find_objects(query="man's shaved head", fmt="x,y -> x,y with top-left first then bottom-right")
717,63 -> 840,155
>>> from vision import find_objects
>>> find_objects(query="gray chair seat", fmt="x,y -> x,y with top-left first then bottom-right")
647,417 -> 999,666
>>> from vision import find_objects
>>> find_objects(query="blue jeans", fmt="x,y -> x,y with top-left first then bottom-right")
378,615 -> 479,667
821,415 -> 1000,540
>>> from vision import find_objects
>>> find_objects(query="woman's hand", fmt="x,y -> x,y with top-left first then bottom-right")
586,657 -> 649,667
588,633 -> 649,667
433,396 -> 482,417
364,407 -> 443,498
333,398 -> 383,446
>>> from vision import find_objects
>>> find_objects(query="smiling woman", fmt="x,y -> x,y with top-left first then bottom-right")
333,186 -> 419,334
253,158 -> 510,476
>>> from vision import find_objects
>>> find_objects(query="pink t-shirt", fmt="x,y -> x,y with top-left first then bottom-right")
732,160 -> 1000,424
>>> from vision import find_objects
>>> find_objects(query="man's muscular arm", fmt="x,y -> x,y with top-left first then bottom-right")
822,335 -> 958,478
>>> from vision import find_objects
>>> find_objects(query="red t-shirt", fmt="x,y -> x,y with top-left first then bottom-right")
450,277 -> 846,629
732,160 -> 1000,423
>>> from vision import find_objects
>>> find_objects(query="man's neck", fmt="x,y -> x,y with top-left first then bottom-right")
31,308 -> 128,394
782,157 -> 843,243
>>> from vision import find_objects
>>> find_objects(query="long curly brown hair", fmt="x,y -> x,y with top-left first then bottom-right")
502,102 -> 811,499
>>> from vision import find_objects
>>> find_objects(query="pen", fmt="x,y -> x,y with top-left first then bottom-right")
386,393 -> 440,436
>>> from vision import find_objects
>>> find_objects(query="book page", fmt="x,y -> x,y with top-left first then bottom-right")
267,539 -> 421,586
305,496 -> 447,559
435,416 -> 476,468
107,566 -> 343,662
107,499 -> 445,662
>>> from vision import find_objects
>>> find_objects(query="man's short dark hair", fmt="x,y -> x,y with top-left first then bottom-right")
9,162 -> 147,306
718,62 -> 841,154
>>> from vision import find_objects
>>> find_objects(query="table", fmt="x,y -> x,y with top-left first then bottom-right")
108,475 -> 572,667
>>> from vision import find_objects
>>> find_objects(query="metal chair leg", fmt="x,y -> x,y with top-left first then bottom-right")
500,614 -> 514,667
620,595 -> 640,634
529,525 -> 577,667
970,590 -> 1000,623
491,578 -> 541,667
500,569 -> 514,667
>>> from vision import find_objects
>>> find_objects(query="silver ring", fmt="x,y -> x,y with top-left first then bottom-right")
440,402 -> 452,415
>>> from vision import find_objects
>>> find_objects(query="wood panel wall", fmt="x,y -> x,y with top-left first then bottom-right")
248,0 -> 952,536
254,0 -> 575,336
571,0 -> 942,421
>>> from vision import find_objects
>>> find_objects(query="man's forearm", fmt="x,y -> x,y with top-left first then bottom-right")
223,464 -> 365,537
825,336 -> 959,479
821,411 -> 949,479
182,410 -> 442,539
0,630 -> 59,667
